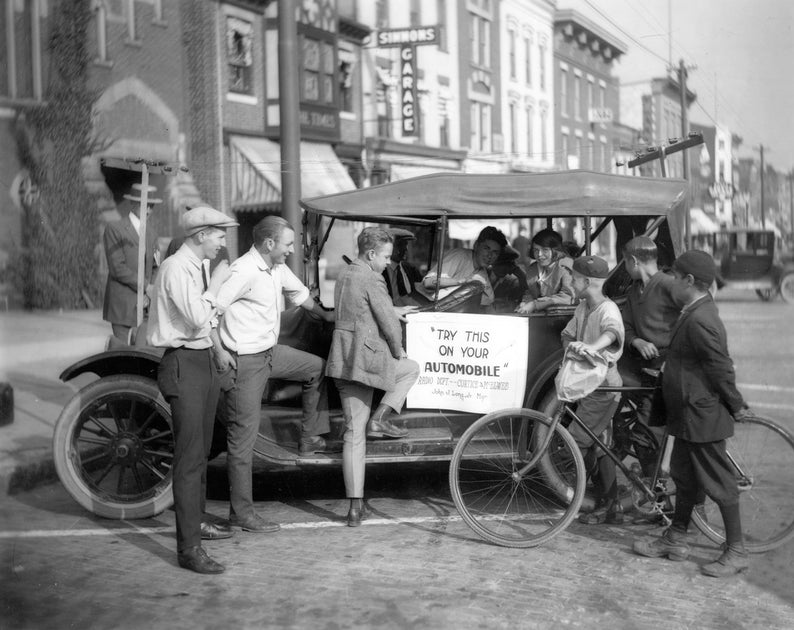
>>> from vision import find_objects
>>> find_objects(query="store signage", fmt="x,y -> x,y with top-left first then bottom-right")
588,108 -> 613,124
400,46 -> 417,136
405,313 -> 529,414
708,181 -> 734,200
377,26 -> 439,47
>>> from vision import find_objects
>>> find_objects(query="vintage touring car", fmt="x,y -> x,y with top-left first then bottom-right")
53,170 -> 689,519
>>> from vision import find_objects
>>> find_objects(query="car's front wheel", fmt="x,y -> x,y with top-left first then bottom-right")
53,375 -> 174,519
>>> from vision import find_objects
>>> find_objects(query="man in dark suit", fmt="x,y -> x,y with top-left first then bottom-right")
381,228 -> 422,301
102,183 -> 160,343
633,250 -> 754,578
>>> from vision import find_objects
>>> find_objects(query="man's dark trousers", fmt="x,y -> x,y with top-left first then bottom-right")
158,347 -> 220,552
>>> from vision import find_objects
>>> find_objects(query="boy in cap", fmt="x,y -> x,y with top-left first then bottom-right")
560,255 -> 625,525
633,250 -> 754,577
102,183 -> 161,344
148,205 -> 238,574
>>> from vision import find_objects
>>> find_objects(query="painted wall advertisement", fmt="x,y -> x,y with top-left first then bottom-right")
405,313 -> 529,414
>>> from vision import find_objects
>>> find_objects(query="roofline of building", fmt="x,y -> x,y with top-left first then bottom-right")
554,8 -> 628,55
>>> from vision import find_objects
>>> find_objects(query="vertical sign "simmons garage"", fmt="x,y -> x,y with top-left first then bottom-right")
376,26 -> 439,137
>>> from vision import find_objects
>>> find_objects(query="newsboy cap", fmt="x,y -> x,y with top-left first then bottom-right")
572,255 -> 610,279
182,206 -> 239,237
672,250 -> 717,286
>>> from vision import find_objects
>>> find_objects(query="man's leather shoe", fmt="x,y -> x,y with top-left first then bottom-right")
367,419 -> 408,439
347,503 -> 370,527
229,513 -> 281,533
299,435 -> 342,455
177,546 -> 225,574
201,521 -> 233,540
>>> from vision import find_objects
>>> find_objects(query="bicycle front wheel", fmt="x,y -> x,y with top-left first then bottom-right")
691,416 -> 794,552
449,408 -> 586,548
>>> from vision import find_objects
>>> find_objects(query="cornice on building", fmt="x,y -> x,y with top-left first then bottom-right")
554,8 -> 627,62
338,16 -> 372,43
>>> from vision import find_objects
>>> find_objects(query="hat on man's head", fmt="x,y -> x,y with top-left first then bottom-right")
123,183 -> 162,205
672,250 -> 716,286
388,227 -> 416,241
182,206 -> 239,237
572,255 -> 610,279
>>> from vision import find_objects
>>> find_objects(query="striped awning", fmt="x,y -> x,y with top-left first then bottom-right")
230,136 -> 355,211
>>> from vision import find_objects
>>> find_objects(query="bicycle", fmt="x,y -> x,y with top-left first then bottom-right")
449,377 -> 794,551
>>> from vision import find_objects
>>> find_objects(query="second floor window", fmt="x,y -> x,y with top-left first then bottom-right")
509,29 -> 516,79
227,17 -> 253,94
470,14 -> 490,67
573,75 -> 581,120
524,37 -> 531,85
539,44 -> 546,90
301,37 -> 335,104
526,105 -> 534,156
560,69 -> 568,116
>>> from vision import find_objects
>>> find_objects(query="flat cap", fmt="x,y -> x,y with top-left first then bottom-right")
572,255 -> 610,279
672,250 -> 716,286
388,227 -> 416,241
182,206 -> 239,236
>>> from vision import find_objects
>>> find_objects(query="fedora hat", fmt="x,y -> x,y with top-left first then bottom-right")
123,183 -> 162,205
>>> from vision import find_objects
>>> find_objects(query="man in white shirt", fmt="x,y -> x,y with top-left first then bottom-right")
214,216 -> 335,533
148,205 -> 237,574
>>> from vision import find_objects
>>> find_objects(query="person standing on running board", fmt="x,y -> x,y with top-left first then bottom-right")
633,250 -> 754,578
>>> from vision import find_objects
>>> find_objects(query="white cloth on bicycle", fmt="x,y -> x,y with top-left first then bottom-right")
555,351 -> 609,402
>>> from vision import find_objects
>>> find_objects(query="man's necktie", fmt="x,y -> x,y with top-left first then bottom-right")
201,261 -> 209,291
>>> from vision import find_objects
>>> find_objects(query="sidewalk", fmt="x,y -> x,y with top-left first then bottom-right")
0,309 -> 109,496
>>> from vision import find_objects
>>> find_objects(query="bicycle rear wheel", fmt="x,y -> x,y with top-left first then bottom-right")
691,416 -> 794,552
449,408 -> 586,548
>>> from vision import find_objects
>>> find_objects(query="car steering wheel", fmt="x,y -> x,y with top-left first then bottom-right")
413,281 -> 485,313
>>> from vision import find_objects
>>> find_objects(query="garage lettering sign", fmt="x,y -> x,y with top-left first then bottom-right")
405,313 -> 529,413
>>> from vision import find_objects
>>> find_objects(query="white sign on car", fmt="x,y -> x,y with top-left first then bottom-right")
405,312 -> 529,413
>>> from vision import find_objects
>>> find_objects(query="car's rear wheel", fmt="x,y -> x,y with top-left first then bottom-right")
779,272 -> 794,304
53,375 -> 174,519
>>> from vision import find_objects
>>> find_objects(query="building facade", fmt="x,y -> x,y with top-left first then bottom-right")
553,8 -> 626,173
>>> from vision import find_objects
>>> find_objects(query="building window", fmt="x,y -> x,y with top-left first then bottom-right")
339,56 -> 354,113
377,76 -> 392,138
526,105 -> 533,156
227,17 -> 253,94
376,0 -> 389,28
573,75 -> 581,120
538,43 -> 546,90
440,112 -> 449,148
509,28 -> 516,79
125,0 -> 137,42
152,0 -> 164,22
94,0 -> 109,63
560,68 -> 568,117
2,0 -> 45,100
561,133 -> 569,166
599,85 -> 605,108
587,79 -> 594,112
540,108 -> 548,160
470,13 -> 490,67
524,37 -> 531,85
300,36 -> 336,104
602,142 -> 609,172
470,102 -> 491,153
410,0 -> 420,26
509,102 -> 517,153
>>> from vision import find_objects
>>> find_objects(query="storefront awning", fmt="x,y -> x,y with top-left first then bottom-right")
230,136 -> 355,211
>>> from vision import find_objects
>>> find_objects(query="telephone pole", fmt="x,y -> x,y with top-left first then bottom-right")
757,145 -> 766,228
788,169 -> 793,245
676,58 -> 693,247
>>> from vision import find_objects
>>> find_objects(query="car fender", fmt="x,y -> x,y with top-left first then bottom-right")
523,349 -> 564,409
59,347 -> 165,383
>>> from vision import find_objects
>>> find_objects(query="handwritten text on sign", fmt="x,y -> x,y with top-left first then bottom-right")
405,313 -> 529,413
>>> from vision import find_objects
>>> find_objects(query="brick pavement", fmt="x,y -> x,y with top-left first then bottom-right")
1,475 -> 793,630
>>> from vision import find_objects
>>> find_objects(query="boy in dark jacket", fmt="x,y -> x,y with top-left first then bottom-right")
633,250 -> 753,577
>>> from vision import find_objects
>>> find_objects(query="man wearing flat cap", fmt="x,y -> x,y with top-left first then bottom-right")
102,183 -> 161,344
147,205 -> 238,575
634,250 -> 754,578
382,227 -> 423,302
561,255 -> 625,526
